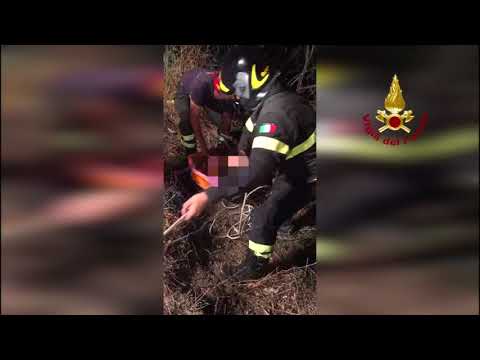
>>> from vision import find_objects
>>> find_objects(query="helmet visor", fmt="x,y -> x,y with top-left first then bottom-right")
233,72 -> 250,100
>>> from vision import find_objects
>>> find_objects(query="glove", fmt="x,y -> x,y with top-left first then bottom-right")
218,133 -> 234,144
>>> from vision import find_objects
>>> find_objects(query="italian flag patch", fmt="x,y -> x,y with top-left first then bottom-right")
258,123 -> 278,135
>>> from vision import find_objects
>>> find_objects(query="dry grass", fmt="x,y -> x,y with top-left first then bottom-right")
164,45 -> 214,103
164,182 -> 317,315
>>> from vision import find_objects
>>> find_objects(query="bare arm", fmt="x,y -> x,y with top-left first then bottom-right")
190,98 -> 208,154
219,112 -> 232,136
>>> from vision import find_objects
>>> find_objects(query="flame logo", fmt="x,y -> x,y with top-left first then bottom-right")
376,74 -> 415,133
384,75 -> 406,114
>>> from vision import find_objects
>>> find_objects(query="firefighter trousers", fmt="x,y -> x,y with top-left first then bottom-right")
174,88 -> 224,151
248,174 -> 315,258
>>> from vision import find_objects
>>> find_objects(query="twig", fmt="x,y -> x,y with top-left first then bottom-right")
164,192 -> 177,207
163,213 -> 188,236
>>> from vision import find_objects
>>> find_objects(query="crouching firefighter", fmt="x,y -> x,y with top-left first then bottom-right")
174,67 -> 236,161
181,46 -> 316,281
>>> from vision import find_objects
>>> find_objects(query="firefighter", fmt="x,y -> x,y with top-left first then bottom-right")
174,68 -> 236,159
181,46 -> 316,281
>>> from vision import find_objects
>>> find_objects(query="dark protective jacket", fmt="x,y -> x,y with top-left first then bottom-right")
206,81 -> 316,203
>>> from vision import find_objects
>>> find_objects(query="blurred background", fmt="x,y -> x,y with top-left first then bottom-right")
1,45 -> 165,314
315,46 -> 479,314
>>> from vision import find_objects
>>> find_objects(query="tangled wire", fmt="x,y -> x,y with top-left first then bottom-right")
208,186 -> 269,240
164,185 -> 269,253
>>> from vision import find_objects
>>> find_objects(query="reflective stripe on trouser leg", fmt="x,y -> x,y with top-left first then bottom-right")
182,134 -> 195,142
181,133 -> 197,149
248,241 -> 273,259
248,174 -> 313,257
181,139 -> 196,149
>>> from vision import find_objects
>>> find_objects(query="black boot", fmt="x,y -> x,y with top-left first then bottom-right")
223,249 -> 270,282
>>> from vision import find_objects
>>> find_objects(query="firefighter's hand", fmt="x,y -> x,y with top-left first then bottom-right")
181,192 -> 209,221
